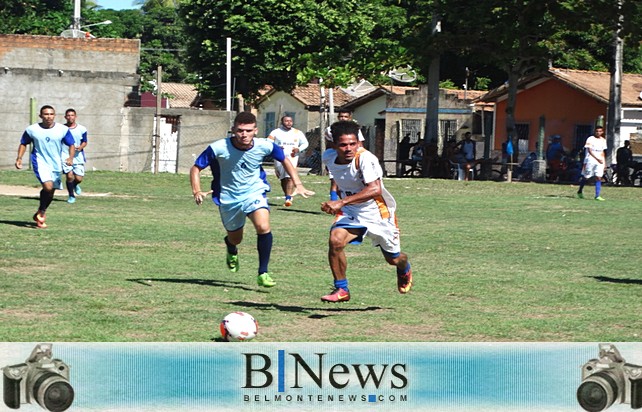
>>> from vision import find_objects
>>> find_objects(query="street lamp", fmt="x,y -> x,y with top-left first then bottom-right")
60,20 -> 112,39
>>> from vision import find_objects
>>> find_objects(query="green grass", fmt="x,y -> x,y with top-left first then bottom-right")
1,170 -> 641,342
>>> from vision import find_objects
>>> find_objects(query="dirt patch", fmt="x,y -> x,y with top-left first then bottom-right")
0,184 -> 110,198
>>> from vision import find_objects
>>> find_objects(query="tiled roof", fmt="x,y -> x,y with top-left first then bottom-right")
341,85 -> 419,109
480,68 -> 642,107
444,89 -> 487,100
161,82 -> 199,108
290,83 -> 354,107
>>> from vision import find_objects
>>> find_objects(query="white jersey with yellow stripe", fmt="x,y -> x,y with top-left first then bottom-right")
323,148 -> 396,220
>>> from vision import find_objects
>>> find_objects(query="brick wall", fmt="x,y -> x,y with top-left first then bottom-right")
0,34 -> 139,73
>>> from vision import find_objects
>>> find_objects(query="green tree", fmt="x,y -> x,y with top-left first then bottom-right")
179,0 -> 411,103
402,0 -> 642,145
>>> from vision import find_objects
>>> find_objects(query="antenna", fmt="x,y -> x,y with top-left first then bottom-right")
387,66 -> 417,83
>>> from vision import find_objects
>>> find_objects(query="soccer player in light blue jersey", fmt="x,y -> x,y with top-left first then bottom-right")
15,105 -> 75,229
190,112 -> 315,287
63,108 -> 88,204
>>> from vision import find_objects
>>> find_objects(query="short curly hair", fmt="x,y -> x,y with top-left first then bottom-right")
330,121 -> 360,143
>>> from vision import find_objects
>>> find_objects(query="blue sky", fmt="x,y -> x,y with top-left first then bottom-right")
95,1 -> 141,10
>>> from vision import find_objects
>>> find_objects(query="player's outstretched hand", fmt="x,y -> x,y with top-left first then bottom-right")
294,185 -> 315,199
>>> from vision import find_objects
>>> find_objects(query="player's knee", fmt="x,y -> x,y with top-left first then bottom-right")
328,235 -> 346,252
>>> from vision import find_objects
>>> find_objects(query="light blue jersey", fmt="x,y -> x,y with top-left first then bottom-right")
194,137 -> 285,205
62,124 -> 88,165
21,123 -> 74,183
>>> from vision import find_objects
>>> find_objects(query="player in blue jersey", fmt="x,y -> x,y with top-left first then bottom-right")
190,112 -> 315,287
15,105 -> 75,229
62,108 -> 88,204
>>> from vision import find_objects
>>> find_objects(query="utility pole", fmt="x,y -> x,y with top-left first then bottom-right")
423,13 -> 441,177
226,37 -> 232,111
320,82 -> 327,176
606,0 -> 624,164
73,0 -> 81,30
154,66 -> 162,174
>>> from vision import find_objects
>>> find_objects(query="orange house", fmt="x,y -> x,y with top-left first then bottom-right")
480,68 -> 642,159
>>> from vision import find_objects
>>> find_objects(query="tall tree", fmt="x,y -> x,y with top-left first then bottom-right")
179,0 -> 411,103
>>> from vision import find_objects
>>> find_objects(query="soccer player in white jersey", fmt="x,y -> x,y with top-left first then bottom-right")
190,112 -> 315,287
267,115 -> 309,207
577,125 -> 608,201
324,108 -> 365,201
319,120 -> 412,302
15,105 -> 75,229
62,108 -> 88,204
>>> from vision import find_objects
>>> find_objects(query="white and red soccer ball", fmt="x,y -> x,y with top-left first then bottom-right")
220,311 -> 258,341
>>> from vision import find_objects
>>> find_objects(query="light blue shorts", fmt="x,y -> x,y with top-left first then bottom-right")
33,164 -> 63,189
63,163 -> 85,176
219,193 -> 269,232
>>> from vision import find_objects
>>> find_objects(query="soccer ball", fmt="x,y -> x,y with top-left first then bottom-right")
220,311 -> 258,341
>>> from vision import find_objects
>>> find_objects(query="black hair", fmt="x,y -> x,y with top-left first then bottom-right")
65,108 -> 76,115
234,111 -> 256,126
330,120 -> 360,143
39,105 -> 55,114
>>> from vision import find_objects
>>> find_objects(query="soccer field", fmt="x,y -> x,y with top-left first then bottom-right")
1,169 -> 640,342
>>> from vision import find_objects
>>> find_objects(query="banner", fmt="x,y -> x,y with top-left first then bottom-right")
1,342 -> 640,411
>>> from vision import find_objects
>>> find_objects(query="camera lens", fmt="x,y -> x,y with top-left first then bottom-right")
577,372 -> 618,412
32,372 -> 74,412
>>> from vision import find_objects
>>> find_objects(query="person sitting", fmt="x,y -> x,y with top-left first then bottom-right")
546,135 -> 567,182
455,132 -> 477,179
615,140 -> 633,185
515,151 -> 537,181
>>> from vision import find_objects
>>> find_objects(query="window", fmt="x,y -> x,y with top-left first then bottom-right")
439,119 -> 457,142
400,119 -> 422,143
574,124 -> 593,152
264,112 -> 275,135
515,123 -> 530,153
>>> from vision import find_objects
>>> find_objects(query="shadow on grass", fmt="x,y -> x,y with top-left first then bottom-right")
590,276 -> 642,285
228,300 -> 386,318
126,277 -> 268,293
0,220 -> 38,228
267,201 -> 323,215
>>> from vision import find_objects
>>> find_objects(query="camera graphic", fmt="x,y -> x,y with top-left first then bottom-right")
577,343 -> 642,412
3,343 -> 74,411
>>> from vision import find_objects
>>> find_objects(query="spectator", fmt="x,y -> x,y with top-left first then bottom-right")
615,140 -> 633,185
546,135 -> 567,182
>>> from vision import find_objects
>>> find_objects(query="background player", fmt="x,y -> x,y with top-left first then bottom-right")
267,115 -> 309,207
15,105 -> 75,228
62,108 -> 88,203
577,125 -> 607,201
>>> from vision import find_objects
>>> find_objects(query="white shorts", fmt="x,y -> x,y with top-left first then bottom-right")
63,163 -> 85,176
582,162 -> 605,179
274,156 -> 299,180
331,212 -> 400,255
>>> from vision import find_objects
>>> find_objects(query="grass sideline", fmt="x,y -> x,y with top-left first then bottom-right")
1,169 -> 641,342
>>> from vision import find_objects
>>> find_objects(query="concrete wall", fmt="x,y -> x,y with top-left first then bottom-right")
0,34 -> 233,173
256,91 -> 318,138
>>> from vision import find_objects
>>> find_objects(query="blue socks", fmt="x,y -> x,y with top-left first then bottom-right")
595,180 -> 601,197
397,262 -> 411,276
335,278 -> 349,292
257,232 -> 273,274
